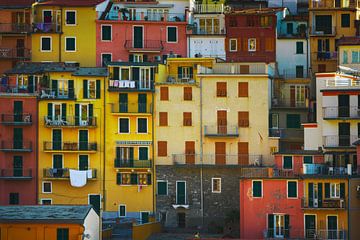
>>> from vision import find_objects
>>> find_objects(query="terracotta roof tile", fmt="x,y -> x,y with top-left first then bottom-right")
36,0 -> 105,7
0,0 -> 35,8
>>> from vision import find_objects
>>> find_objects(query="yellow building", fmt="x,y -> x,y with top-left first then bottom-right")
103,62 -> 156,223
338,36 -> 360,71
308,0 -> 360,73
37,64 -> 106,212
31,0 -> 101,66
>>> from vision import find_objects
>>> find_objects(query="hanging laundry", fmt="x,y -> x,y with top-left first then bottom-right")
69,169 -> 87,187
87,169 -> 93,179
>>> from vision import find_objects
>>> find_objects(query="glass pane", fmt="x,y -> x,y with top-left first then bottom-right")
81,105 -> 88,121
121,69 -> 130,80
88,80 -> 96,99
206,19 -> 212,33
213,19 -> 219,33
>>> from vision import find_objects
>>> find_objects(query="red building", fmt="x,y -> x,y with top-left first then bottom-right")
0,66 -> 39,205
225,8 -> 281,63
96,1 -> 188,66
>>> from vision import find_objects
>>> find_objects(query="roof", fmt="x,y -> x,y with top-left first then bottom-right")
107,62 -> 158,67
0,0 -> 35,8
35,0 -> 105,7
0,205 -> 93,224
227,7 -> 285,15
274,150 -> 323,155
72,67 -> 108,77
338,37 -> 360,46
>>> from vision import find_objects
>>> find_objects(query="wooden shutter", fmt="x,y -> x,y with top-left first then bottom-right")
325,183 -> 330,198
318,183 -> 323,207
237,37 -> 242,51
160,86 -> 168,100
83,80 -> 88,99
157,141 -> 167,157
256,37 -> 261,51
96,80 -> 101,99
284,215 -> 290,238
215,142 -> 226,165
238,111 -> 249,127
225,37 -> 229,51
159,112 -> 168,126
238,142 -> 249,165
267,214 -> 274,238
89,104 -> 93,125
68,80 -> 74,98
238,82 -> 248,97
243,38 -> 248,51
185,141 -> 195,164
340,183 -> 345,198
61,103 -> 66,121
240,65 -> 249,74
47,103 -> 53,119
217,110 -> 227,134
75,104 -> 79,126
265,37 -> 274,52
216,82 -> 227,97
308,183 -> 314,207
183,112 -> 192,126
52,80 -> 58,96
183,87 -> 192,100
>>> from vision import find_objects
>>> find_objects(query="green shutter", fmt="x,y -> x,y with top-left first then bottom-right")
304,156 -> 313,164
253,181 -> 262,197
52,80 -> 58,97
61,103 -> 66,121
138,94 -> 147,113
147,174 -> 152,185
267,214 -> 274,238
177,181 -> 186,204
53,155 -> 63,168
340,183 -> 345,198
318,183 -> 323,207
52,129 -> 62,150
178,67 -> 183,79
139,147 -> 148,160
119,93 -> 128,113
284,215 -> 290,237
47,103 -> 53,119
308,183 -> 314,207
283,156 -> 293,169
130,173 -> 138,185
157,182 -> 167,195
13,128 -> 23,149
96,80 -> 101,99
89,104 -> 93,125
325,183 -> 330,198
79,155 -> 88,170
189,67 -> 193,77
68,80 -> 74,99
143,54 -> 148,62
116,173 -> 122,185
75,104 -> 79,126
79,130 -> 88,150
129,54 -> 134,62
288,181 -> 297,198
83,80 -> 88,99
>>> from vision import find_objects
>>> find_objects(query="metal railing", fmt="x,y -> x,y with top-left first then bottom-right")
239,167 -> 269,178
302,197 -> 346,209
303,164 -> 352,175
124,40 -> 163,51
264,228 -> 347,239
272,98 -> 308,108
43,168 -> 97,179
166,75 -> 196,84
0,48 -> 30,59
277,27 -> 307,38
198,63 -> 269,75
0,23 -> 31,33
323,135 -> 358,147
313,51 -> 338,61
0,168 -> 32,178
279,68 -> 309,79
309,27 -> 336,36
0,83 -> 38,95
323,106 -> 360,119
39,88 -> 76,99
193,4 -> 224,13
114,159 -> 152,168
44,116 -> 97,127
108,80 -> 154,91
43,141 -> 97,151
190,27 -> 226,35
172,154 -> 263,166
1,114 -> 32,125
32,22 -> 61,33
111,103 -> 152,114
269,128 -> 304,139
106,11 -> 185,22
325,78 -> 360,87
204,125 -> 239,137
0,141 -> 32,151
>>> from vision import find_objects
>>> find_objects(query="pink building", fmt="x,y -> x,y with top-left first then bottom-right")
96,1 -> 188,66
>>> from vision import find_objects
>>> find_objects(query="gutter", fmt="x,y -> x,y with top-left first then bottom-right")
199,75 -> 204,228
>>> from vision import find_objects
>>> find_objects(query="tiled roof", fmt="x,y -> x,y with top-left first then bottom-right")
0,0 -> 35,8
227,7 -> 285,15
338,37 -> 360,46
0,205 -> 93,223
36,0 -> 105,7
274,150 -> 323,155
72,67 -> 108,77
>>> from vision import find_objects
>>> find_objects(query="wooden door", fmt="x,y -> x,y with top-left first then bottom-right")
215,142 -> 226,165
217,110 -> 227,134
185,141 -> 195,164
238,142 -> 249,165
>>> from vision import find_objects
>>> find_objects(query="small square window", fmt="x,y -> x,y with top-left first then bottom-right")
229,38 -> 237,52
139,147 -> 148,160
101,25 -> 112,41
9,193 -> 19,205
119,118 -> 130,133
57,228 -> 69,240
212,178 -> 221,193
252,181 -> 262,198
41,199 -> 52,205
296,42 -> 304,54
65,37 -> 76,52
41,37 -> 51,51
157,181 -> 168,195
137,118 -> 148,133
119,205 -> 126,217
66,11 -> 76,25
248,38 -> 256,51
341,14 -> 350,28
167,27 -> 177,43
42,182 -> 52,193
287,181 -> 297,198
303,156 -> 313,164
283,156 -> 293,169
102,54 -> 112,67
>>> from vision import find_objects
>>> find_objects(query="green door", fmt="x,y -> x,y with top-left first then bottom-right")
79,155 -> 88,170
305,215 -> 316,238
89,194 -> 101,215
13,101 -> 23,122
52,129 -> 62,150
79,130 -> 88,150
327,216 -> 338,239
138,94 -> 147,113
176,181 -> 186,204
141,212 -> 149,224
13,156 -> 23,177
13,128 -> 23,149
119,93 -> 128,113
133,26 -> 143,48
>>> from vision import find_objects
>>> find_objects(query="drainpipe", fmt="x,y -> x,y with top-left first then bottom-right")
347,178 -> 350,239
35,90 -> 39,204
152,85 -> 156,216
59,8 -> 63,62
102,76 -> 106,212
199,75 -> 204,229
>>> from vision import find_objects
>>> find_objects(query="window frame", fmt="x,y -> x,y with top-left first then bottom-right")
330,183 -> 340,198
248,38 -> 256,52
119,204 -> 126,217
57,228 -> 69,240
101,53 -> 112,67
283,156 -> 293,170
87,80 -> 96,99
40,36 -> 52,52
42,181 -> 52,193
157,180 -> 168,196
296,41 -> 304,54
303,156 -> 313,164
137,117 -> 148,134
101,24 -> 112,41
252,180 -> 263,198
157,141 -> 167,157
211,177 -> 222,193
229,38 -> 237,52
118,117 -> 130,134
41,198 -> 52,205
287,180 -> 298,199
65,10 -> 76,26
65,36 -> 76,52
167,26 -> 178,43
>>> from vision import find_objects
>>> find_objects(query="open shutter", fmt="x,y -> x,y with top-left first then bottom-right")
68,80 -> 74,99
28,75 -> 34,93
61,103 -> 66,121
89,104 -> 93,125
143,55 -> 148,62
75,104 -> 79,126
237,37 -> 242,51
267,214 -> 274,238
178,67 -> 183,79
308,183 -> 314,207
83,80 -> 88,99
340,183 -> 345,198
52,80 -> 58,97
116,173 -> 122,185
189,67 -> 193,78
147,174 -> 152,185
47,103 -> 53,119
150,67 -> 155,82
284,215 -> 290,238
129,54 -> 134,62
129,147 -> 134,166
318,183 -> 323,207
132,67 -> 140,81
96,80 -> 101,99
325,183 -> 330,198
116,147 -> 121,161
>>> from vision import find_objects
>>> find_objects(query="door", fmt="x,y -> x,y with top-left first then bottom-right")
217,110 -> 227,134
238,142 -> 249,165
176,181 -> 186,204
89,194 -> 101,215
290,86 -> 296,107
338,123 -> 350,146
305,215 -> 316,238
215,142 -> 226,165
13,101 -> 23,122
133,26 -> 143,48
140,68 -> 151,89
16,39 -> 25,58
141,212 -> 149,224
79,155 -> 89,170
79,130 -> 88,150
185,141 -> 195,164
338,95 -> 349,117
80,104 -> 88,126
43,10 -> 52,23
327,216 -> 338,239
52,129 -> 62,150
13,128 -> 23,149
119,93 -> 128,113
13,156 -> 23,177
274,215 -> 285,238
138,94 -> 147,113
177,212 -> 186,228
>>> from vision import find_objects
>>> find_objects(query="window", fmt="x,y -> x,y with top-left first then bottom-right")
265,37 -> 274,52
261,16 -> 272,27
176,181 -> 186,204
287,22 -> 293,34
87,80 -> 96,99
65,10 -> 76,25
101,25 -> 112,41
119,118 -> 130,133
160,86 -> 169,100
248,38 -> 256,51
296,65 -> 304,78
238,111 -> 249,127
286,114 -> 300,128
65,37 -> 76,52
118,173 -> 130,185
41,199 -> 52,205
268,214 -> 289,238
119,205 -> 126,217
343,51 -> 348,64
296,42 -> 304,54
158,141 -> 167,156
101,53 -> 112,67
133,54 -> 143,63
41,36 -> 51,52
137,118 -> 148,133
184,87 -> 192,100
121,68 -> 130,80
252,180 -> 262,198
283,156 -> 293,169
303,156 -> 313,164
130,173 -> 138,184
9,193 -> 19,205
287,181 -> 298,198
183,112 -> 192,126
352,51 -> 359,63
229,38 -> 237,52
330,183 -> 340,198
238,82 -> 248,97
212,178 -> 221,193
138,173 -> 148,185
57,228 -> 69,240
42,182 -> 52,193
139,147 -> 148,160
157,181 -> 168,195
199,18 -> 220,34
270,113 -> 279,129
167,27 -> 177,43
159,112 -> 168,126
341,14 -> 350,27
216,82 -> 227,97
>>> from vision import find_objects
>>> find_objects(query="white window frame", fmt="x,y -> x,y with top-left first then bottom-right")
287,180 -> 298,199
101,53 -> 112,66
330,183 -> 340,198
79,104 -> 89,126
140,211 -> 150,223
157,180 -> 168,196
229,38 -> 237,52
252,180 -> 263,198
42,181 -> 52,193
133,54 -> 143,63
136,117 -> 148,134
248,38 -> 256,52
118,117 -> 130,134
101,24 -> 112,41
65,10 -> 76,26
211,177 -> 221,193
176,180 -> 187,205
167,26 -> 178,43
65,36 -> 76,52
41,198 -> 52,205
40,36 -> 52,52
119,204 -> 126,217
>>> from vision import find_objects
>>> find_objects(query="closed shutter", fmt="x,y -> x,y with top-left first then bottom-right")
325,183 -> 330,198
79,130 -> 88,150
288,181 -> 297,198
340,183 -> 345,198
268,214 -> 274,238
308,183 -> 314,207
238,82 -> 248,97
284,215 -> 290,237
13,128 -> 23,149
240,65 -> 249,74
130,173 -> 138,185
96,80 -> 101,99
47,103 -> 53,119
147,174 -> 152,185
237,37 -> 242,51
138,94 -> 147,113
119,93 -> 128,113
252,181 -> 262,197
158,141 -> 167,157
83,80 -> 88,99
265,37 -> 274,52
176,181 -> 186,204
160,87 -> 169,100
225,37 -> 229,51
183,87 -> 192,100
183,112 -> 192,126
113,67 -> 120,80
238,111 -> 249,127
238,142 -> 249,165
157,182 -> 167,195
215,142 -> 226,165
116,173 -> 122,185
129,54 -> 134,62
75,104 -> 79,126
132,67 -> 140,81
139,147 -> 148,160
217,110 -> 227,134
61,103 -> 66,121
159,112 -> 168,126
116,147 -> 121,160
28,76 -> 34,93
216,82 -> 227,97
256,37 -> 261,51
185,141 -> 195,164
243,38 -> 248,51
89,104 -> 93,125
178,67 -> 183,79
318,183 -> 323,207
52,80 -> 58,97
143,55 -> 148,62
283,156 -> 293,169
68,80 -> 74,99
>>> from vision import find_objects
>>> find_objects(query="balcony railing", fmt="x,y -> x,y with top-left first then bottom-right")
198,63 -> 269,75
0,83 -> 38,95
1,114 -> 32,125
272,98 -> 308,108
323,106 -> 360,119
0,168 -> 32,179
0,48 -> 30,59
166,75 -> 196,84
269,128 -> 304,139
44,116 -> 97,127
310,0 -> 359,8
302,197 -> 346,209
110,103 -> 152,114
32,22 -> 61,33
114,159 -> 152,168
43,168 -> 97,179
264,229 -> 347,239
108,80 -> 154,91
204,125 -> 239,137
193,4 -> 224,13
303,164 -> 352,175
43,141 -> 97,151
0,23 -> 32,33
277,27 -> 307,38
106,11 -> 185,22
309,27 -> 336,36
39,88 -> 76,99
124,40 -> 163,51
0,141 -> 32,152
323,135 -> 358,148
325,78 -> 360,88
279,68 -> 309,79
312,51 -> 338,61
172,154 -> 263,166
239,167 -> 269,178
190,27 -> 226,35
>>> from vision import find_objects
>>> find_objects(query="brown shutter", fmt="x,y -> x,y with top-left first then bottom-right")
215,142 -> 226,165
183,112 -> 192,126
238,142 -> 249,165
185,141 -> 195,164
238,82 -> 249,97
256,38 -> 261,51
238,111 -> 249,127
225,38 -> 229,52
240,65 -> 250,74
265,37 -> 274,52
157,141 -> 167,157
217,110 -> 227,134
184,87 -> 192,101
160,86 -> 169,101
216,82 -> 227,97
243,38 -> 248,51
290,86 -> 295,107
237,37 -> 242,51
159,112 -> 168,126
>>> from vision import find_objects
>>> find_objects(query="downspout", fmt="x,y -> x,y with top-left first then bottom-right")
35,87 -> 39,204
102,76 -> 106,212
59,7 -> 63,62
347,178 -> 350,239
152,85 -> 156,216
199,75 -> 204,228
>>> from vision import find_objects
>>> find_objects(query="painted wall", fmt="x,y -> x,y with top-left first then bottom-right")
132,222 -> 161,240
188,36 -> 225,59
274,154 -> 324,174
349,177 -> 360,240
338,45 -> 360,71
83,208 -> 100,240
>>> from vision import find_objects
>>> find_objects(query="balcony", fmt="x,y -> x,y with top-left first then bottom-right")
32,22 -> 61,33
0,48 -> 30,59
43,141 -> 97,152
172,154 -> 263,166
190,27 -> 226,35
277,26 -> 307,39
302,197 -> 346,209
114,159 -> 152,168
310,0 -> 359,9
106,11 -> 185,22
323,106 -> 360,119
0,141 -> 32,152
124,40 -> 163,52
0,82 -> 38,95
312,51 -> 338,61
325,78 -> 360,88
108,80 -> 154,92
39,88 -> 76,100
323,135 -> 358,148
198,63 -> 270,75
269,128 -> 304,140
44,116 -> 97,127
204,125 -> 239,138
43,168 -> 97,179
272,98 -> 309,108
303,164 -> 352,176
193,4 -> 224,13
0,168 -> 32,180
1,114 -> 32,125
278,68 -> 309,79
165,75 -> 196,84
309,26 -> 336,36
110,103 -> 152,114
0,23 -> 32,33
